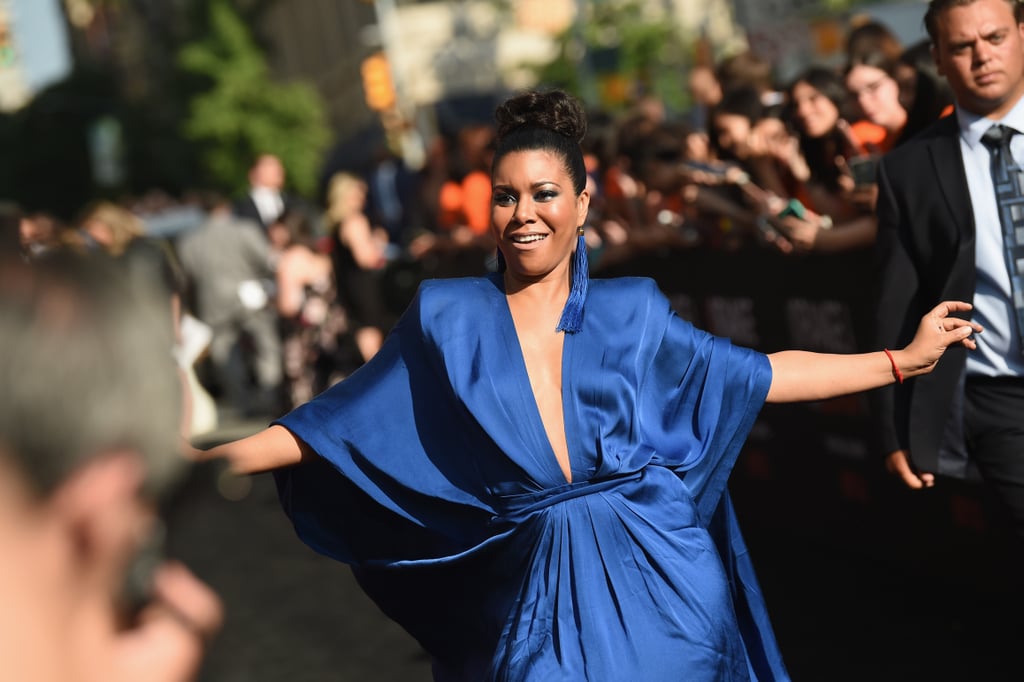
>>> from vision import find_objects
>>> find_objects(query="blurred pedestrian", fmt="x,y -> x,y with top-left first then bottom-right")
234,154 -> 295,235
365,147 -> 422,252
436,123 -> 498,257
19,210 -> 64,258
77,200 -> 145,256
273,209 -> 347,408
176,194 -> 283,417
0,251 -> 222,682
0,201 -> 25,264
766,66 -> 880,253
897,38 -> 957,133
686,64 -> 723,133
325,172 -> 390,365
73,201 -> 201,437
845,44 -> 910,154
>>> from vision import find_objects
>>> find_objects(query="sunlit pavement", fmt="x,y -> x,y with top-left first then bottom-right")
176,410 -> 432,681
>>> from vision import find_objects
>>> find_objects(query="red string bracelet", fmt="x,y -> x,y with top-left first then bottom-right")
883,348 -> 904,384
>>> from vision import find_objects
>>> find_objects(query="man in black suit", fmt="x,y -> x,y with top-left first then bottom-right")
233,154 -> 293,235
873,0 -> 1024,544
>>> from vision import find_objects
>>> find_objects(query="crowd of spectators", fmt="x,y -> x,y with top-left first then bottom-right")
0,10 -> 1017,678
3,16 -> 956,426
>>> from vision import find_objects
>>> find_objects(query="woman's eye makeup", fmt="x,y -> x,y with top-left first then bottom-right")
493,192 -> 516,206
493,186 -> 559,205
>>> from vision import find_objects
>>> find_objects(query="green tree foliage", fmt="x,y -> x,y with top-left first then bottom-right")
533,1 -> 694,114
178,0 -> 330,197
820,0 -> 875,11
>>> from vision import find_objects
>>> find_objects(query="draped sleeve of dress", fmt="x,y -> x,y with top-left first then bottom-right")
273,274 -> 788,681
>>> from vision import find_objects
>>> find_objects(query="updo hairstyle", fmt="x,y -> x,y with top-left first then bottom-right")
493,90 -> 588,196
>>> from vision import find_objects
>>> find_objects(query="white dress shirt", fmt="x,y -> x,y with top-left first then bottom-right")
957,99 -> 1024,377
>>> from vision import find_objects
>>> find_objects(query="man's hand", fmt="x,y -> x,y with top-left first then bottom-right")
885,449 -> 935,489
114,561 -> 223,682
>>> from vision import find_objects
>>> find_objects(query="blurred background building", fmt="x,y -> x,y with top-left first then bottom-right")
0,0 -> 72,111
0,0 -> 924,219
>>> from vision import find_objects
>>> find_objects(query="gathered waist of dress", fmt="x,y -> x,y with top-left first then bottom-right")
377,467 -> 701,569
490,470 -> 647,525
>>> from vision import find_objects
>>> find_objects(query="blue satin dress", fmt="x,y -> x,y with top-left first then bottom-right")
273,274 -> 789,681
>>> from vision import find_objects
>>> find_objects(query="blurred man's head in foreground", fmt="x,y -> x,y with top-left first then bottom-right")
0,250 -> 219,682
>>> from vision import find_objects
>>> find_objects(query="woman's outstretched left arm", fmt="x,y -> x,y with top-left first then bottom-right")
766,301 -> 981,403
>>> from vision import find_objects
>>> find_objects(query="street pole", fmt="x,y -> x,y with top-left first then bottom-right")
574,0 -> 598,108
370,0 -> 425,170
372,0 -> 404,112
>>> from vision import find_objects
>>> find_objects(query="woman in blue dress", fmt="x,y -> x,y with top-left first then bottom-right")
202,90 -> 980,681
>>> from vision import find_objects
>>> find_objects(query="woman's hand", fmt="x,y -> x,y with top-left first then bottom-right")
766,301 -> 981,404
895,301 -> 982,379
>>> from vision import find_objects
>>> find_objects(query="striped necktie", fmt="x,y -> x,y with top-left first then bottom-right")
981,123 -> 1024,354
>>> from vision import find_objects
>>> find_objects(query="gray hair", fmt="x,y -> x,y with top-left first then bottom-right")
0,250 -> 183,498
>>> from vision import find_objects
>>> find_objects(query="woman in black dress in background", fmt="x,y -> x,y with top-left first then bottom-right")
324,171 -> 391,366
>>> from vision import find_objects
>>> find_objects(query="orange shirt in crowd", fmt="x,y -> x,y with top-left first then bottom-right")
438,170 -> 492,235
849,119 -> 893,154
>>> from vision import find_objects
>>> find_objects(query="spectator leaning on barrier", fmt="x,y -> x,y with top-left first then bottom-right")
762,66 -> 881,254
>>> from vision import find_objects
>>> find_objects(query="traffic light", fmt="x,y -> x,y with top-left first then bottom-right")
0,18 -> 15,69
360,52 -> 396,112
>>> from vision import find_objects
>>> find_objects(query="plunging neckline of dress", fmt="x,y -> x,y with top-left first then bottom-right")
491,274 -> 576,485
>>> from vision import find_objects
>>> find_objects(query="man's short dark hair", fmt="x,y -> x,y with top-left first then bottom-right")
925,0 -> 1024,45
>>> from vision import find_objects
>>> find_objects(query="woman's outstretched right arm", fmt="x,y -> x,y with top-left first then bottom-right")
195,424 -> 311,475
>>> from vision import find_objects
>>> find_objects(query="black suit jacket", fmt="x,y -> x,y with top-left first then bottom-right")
872,114 -> 976,476
232,192 -> 296,234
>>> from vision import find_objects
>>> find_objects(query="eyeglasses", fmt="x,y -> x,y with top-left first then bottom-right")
848,75 -> 893,100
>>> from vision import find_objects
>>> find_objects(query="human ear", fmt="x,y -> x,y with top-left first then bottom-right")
49,450 -> 150,572
576,188 -> 591,227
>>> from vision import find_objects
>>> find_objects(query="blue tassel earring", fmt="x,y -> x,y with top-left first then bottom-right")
556,227 -> 588,333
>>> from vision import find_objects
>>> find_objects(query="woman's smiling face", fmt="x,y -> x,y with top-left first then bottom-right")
846,64 -> 904,131
791,80 -> 840,139
491,149 -> 589,285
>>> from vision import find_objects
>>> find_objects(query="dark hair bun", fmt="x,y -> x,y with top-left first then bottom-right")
495,90 -> 587,144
